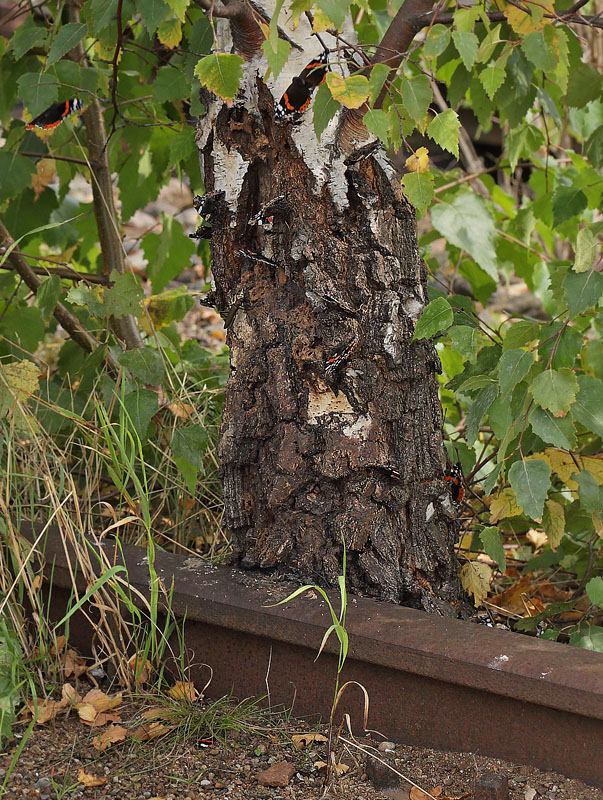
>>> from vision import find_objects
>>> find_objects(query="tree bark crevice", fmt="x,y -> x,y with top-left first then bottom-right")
200,77 -> 460,608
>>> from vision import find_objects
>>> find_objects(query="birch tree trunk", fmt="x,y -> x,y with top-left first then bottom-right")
197,11 -> 461,609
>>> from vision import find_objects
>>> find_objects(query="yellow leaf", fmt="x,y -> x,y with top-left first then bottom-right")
0,360 -> 40,405
526,528 -> 547,550
292,732 -> 328,749
405,147 -> 430,173
167,681 -> 199,702
77,769 -> 108,787
504,0 -> 553,33
326,73 -> 370,109
312,8 -> 338,32
460,561 -> 492,606
32,158 -> 56,200
537,448 -> 603,491
158,18 -> 182,49
489,487 -> 523,523
93,724 -> 128,751
593,512 -> 602,538
542,499 -> 565,550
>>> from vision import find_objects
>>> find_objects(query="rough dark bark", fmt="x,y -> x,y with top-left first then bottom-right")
198,78 -> 460,609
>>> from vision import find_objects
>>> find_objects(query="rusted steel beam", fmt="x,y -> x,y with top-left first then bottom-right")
29,522 -> 603,786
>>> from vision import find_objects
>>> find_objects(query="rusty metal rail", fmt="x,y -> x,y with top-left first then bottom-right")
27,523 -> 603,786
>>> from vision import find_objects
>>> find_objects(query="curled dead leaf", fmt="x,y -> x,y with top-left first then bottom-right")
128,654 -> 152,685
93,724 -> 128,751
77,768 -> 108,787
62,683 -> 82,709
131,720 -> 173,741
26,698 -> 63,724
86,711 -> 122,728
141,707 -> 172,721
81,688 -> 122,712
51,635 -> 67,655
292,732 -> 328,749
77,703 -> 97,723
64,648 -> 87,678
167,681 -> 199,702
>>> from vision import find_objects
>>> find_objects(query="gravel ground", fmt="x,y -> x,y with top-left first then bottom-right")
1,695 -> 599,800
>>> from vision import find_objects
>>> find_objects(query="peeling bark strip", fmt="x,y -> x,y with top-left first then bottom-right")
198,77 -> 460,608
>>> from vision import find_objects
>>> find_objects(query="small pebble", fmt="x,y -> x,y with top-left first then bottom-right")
379,741 -> 396,753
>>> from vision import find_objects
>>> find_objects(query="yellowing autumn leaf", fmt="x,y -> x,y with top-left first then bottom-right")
167,681 -> 199,702
504,0 -> 553,33
326,73 -> 370,109
32,158 -> 56,199
489,487 -> 523,523
460,561 -> 492,606
158,18 -> 182,48
292,732 -> 328,749
537,448 -> 603,491
93,724 -> 128,751
405,147 -> 430,173
77,769 -> 108,787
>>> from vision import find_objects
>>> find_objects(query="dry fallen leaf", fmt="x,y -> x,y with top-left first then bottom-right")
77,703 -> 97,723
86,711 -> 122,728
167,681 -> 199,702
62,683 -> 82,708
51,635 -> 67,655
131,721 -> 173,741
141,707 -> 172,721
292,732 -> 328,749
526,528 -> 548,550
93,724 -> 128,751
26,698 -> 63,725
64,649 -> 87,678
81,689 -> 122,712
77,769 -> 108,787
128,654 -> 152,685
411,786 -> 443,800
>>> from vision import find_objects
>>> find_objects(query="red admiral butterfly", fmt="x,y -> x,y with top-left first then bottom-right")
26,98 -> 83,131
325,339 -> 356,374
275,50 -> 329,121
445,461 -> 465,506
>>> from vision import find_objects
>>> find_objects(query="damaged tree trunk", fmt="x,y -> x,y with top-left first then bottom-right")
197,19 -> 461,609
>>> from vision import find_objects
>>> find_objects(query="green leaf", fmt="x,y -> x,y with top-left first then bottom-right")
585,126 -> 603,170
563,268 -> 603,318
452,31 -> 479,71
582,339 -> 603,379
140,0 -> 170,32
506,123 -> 545,173
514,601 -> 575,631
66,284 -> 105,318
9,17 -> 47,59
537,322 -> 582,370
586,577 -> 603,608
0,152 -> 36,203
478,62 -> 505,100
166,0 -> 190,21
153,66 -> 190,102
171,424 -> 209,468
261,37 -> 291,80
572,375 -> 603,438
530,368 -> 578,417
36,275 -> 62,322
521,30 -> 557,72
573,228 -> 597,273
362,108 -> 391,146
104,270 -> 144,319
447,325 -> 486,364
466,383 -> 499,445
502,321 -> 540,351
563,64 -> 603,109
431,193 -> 497,280
480,527 -> 506,573
401,74 -> 431,125
194,53 -> 243,101
118,348 -> 165,385
142,214 -> 195,294
477,24 -> 502,63
17,72 -> 57,117
576,470 -> 602,513
529,406 -> 576,450
401,172 -> 434,218
427,109 -> 460,159
424,25 -> 450,59
552,186 -> 588,227
326,73 -> 370,109
368,63 -> 389,105
0,360 -> 40,422
123,388 -> 159,441
412,297 -> 453,340
169,126 -> 196,163
174,456 -> 198,494
313,82 -> 340,140
46,22 -> 87,67
569,625 -> 603,652
508,458 -> 550,520
315,0 -> 347,28
497,348 -> 534,397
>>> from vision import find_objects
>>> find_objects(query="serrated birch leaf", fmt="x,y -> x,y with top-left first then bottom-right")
194,53 -> 244,102
326,73 -> 369,109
